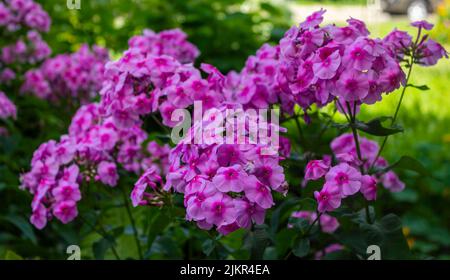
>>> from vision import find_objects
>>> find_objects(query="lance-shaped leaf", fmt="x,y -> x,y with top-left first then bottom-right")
353,117 -> 403,136
384,156 -> 431,177
407,84 -> 430,91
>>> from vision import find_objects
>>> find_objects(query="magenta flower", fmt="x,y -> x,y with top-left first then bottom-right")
234,198 -> 265,229
313,50 -> 341,79
305,159 -> 330,181
382,171 -> 405,193
314,183 -> 342,213
202,193 -> 236,226
335,70 -> 369,101
97,161 -> 119,187
360,175 -> 377,201
325,163 -> 362,197
52,181 -> 81,202
411,20 -> 434,31
315,243 -> 344,260
185,178 -> 217,220
52,200 -> 78,224
314,212 -> 340,233
343,39 -> 375,71
0,91 -> 17,120
300,8 -> 326,29
417,39 -> 448,66
30,203 -> 47,230
252,158 -> 285,189
244,175 -> 274,209
212,165 -> 250,192
131,167 -> 163,207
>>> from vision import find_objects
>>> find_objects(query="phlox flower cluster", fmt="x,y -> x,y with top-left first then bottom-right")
0,0 -> 51,84
0,0 -> 50,32
20,102 -> 169,229
383,21 -> 448,66
156,107 -> 290,235
223,43 -> 293,113
305,133 -> 405,213
99,29 -> 204,128
1,30 -> 50,82
128,28 -> 200,64
21,45 -> 108,102
277,9 -> 406,113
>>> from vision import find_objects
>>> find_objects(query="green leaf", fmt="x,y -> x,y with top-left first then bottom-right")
248,225 -> 271,260
288,217 -> 310,233
93,235 -> 115,260
263,247 -> 278,260
3,250 -> 23,260
146,210 -> 171,251
335,213 -> 413,259
385,156 -> 431,177
202,239 -> 216,256
275,229 -> 296,257
407,84 -> 430,91
4,215 -> 37,244
354,117 -> 403,136
379,214 -> 403,232
292,238 -> 310,258
269,197 -> 300,236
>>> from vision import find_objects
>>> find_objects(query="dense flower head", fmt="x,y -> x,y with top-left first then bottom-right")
307,133 -> 405,213
277,10 -> 407,114
0,90 -> 16,120
223,44 -> 293,113
1,30 -> 50,66
99,29 -> 204,129
128,28 -> 200,64
0,0 -> 51,32
1,0 -> 51,90
383,20 -> 448,66
21,44 -> 108,103
21,103 -> 169,229
163,106 -> 289,234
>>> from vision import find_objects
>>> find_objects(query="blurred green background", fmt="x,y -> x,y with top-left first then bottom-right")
0,0 -> 449,260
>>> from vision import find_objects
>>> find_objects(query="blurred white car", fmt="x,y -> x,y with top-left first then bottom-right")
381,0 -> 441,20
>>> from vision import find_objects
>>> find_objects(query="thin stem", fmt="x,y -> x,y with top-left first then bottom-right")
346,102 -> 373,224
294,114 -> 306,149
305,212 -> 322,236
336,100 -> 351,123
120,184 -> 144,259
365,203 -> 373,224
346,102 -> 364,172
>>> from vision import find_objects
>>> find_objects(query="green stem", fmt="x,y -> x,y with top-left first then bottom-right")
294,114 -> 306,149
346,102 -> 364,172
305,212 -> 322,236
346,102 -> 373,224
120,184 -> 144,259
